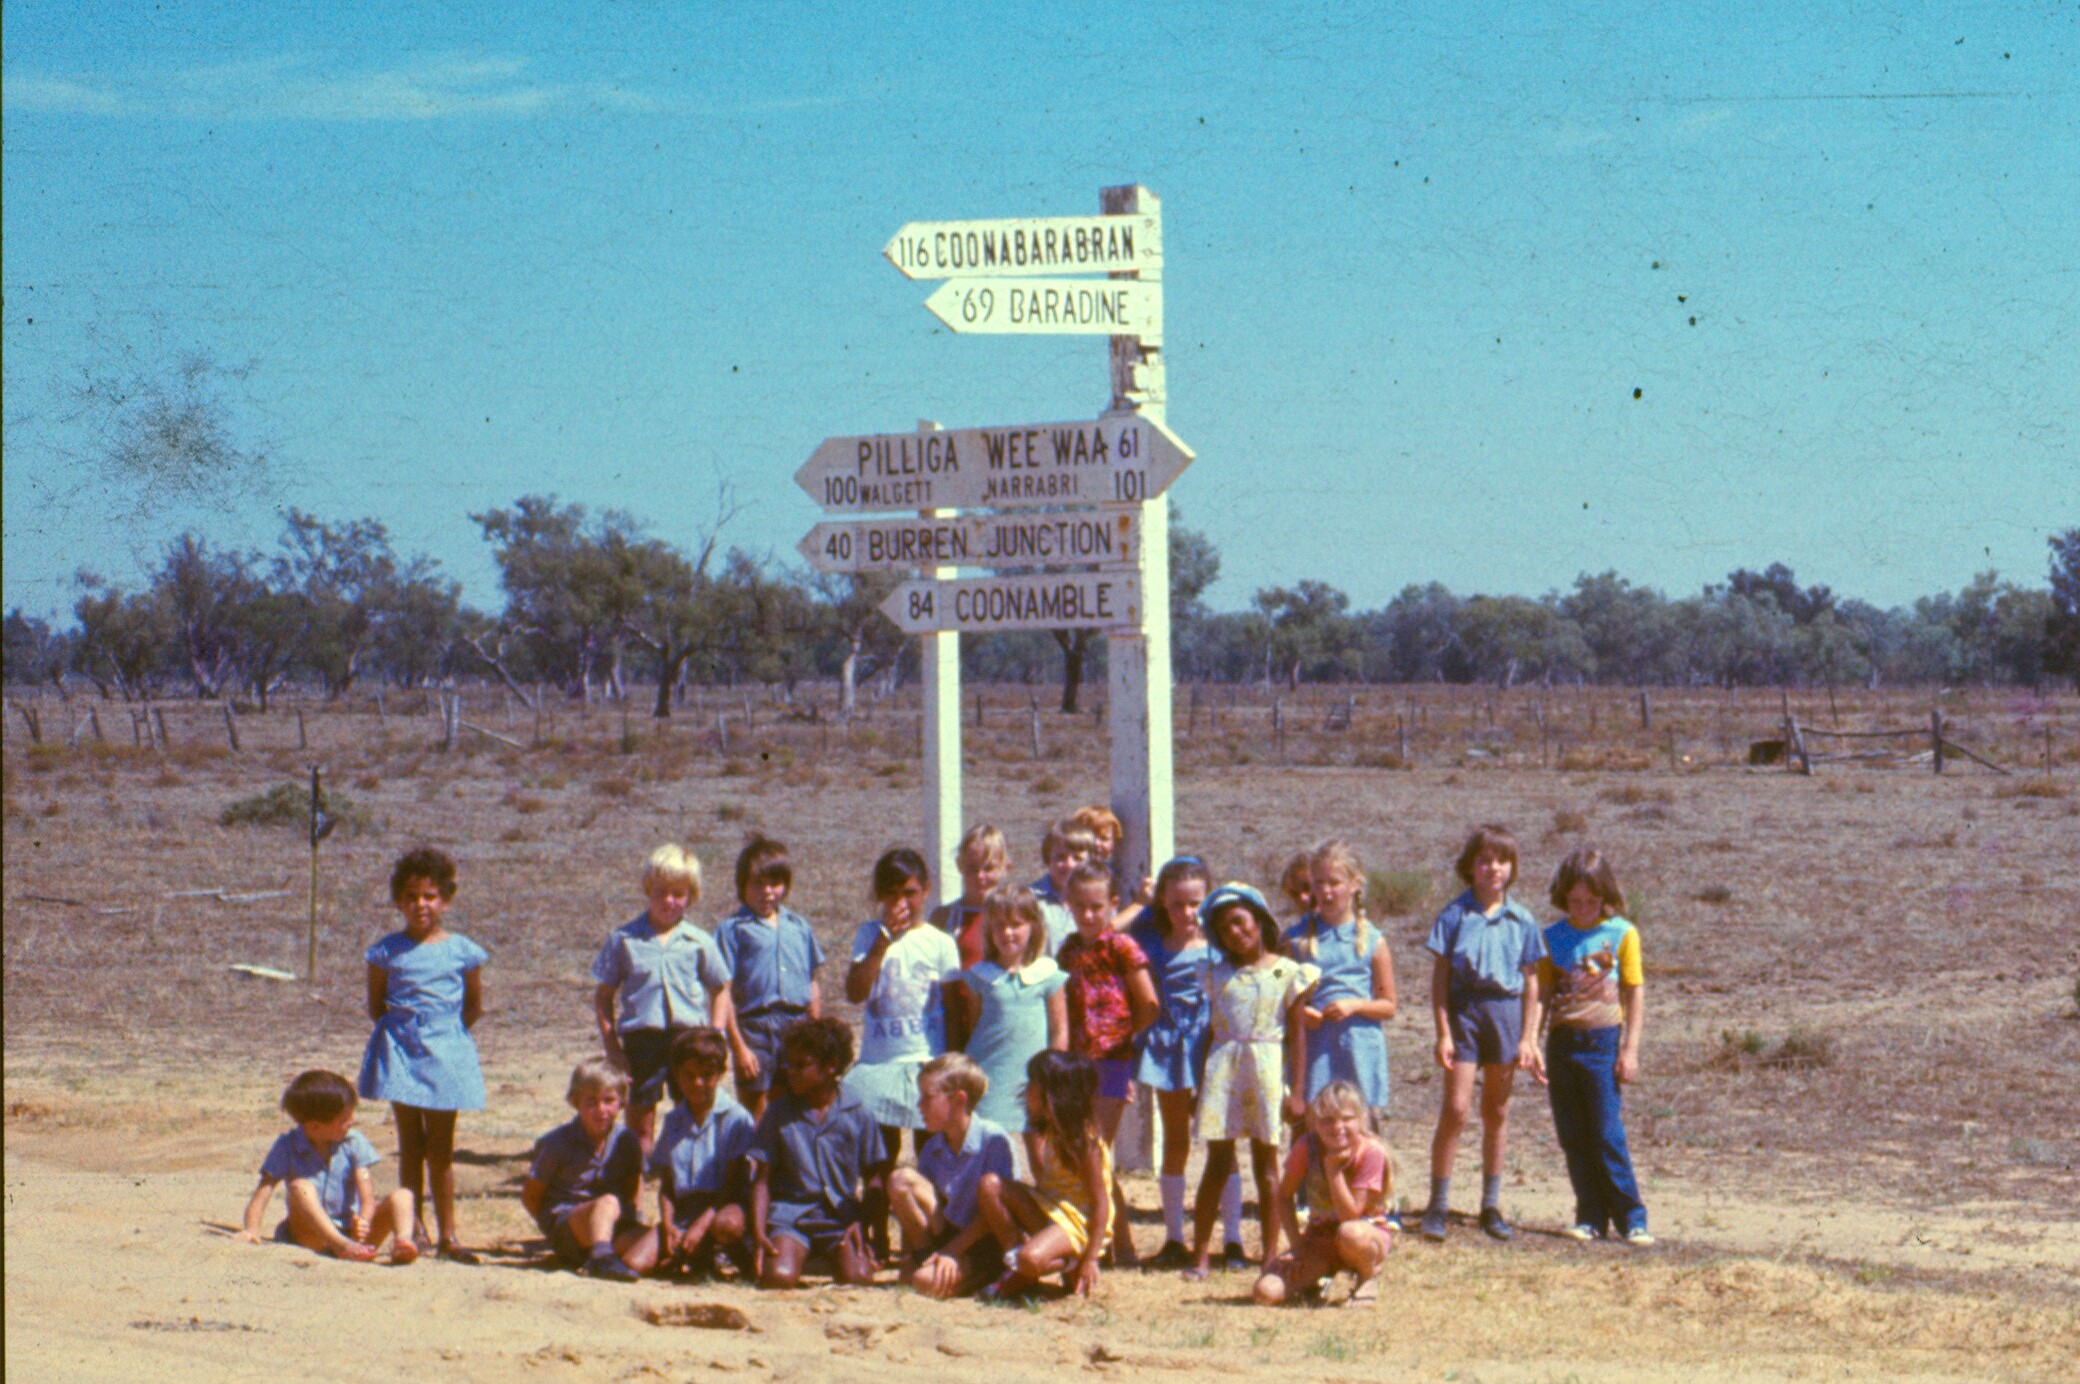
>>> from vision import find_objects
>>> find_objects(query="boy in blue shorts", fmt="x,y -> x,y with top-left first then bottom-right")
648,1026 -> 756,1278
239,1070 -> 417,1264
748,1017 -> 888,1288
889,1052 -> 1018,1297
1422,824 -> 1547,1243
523,1058 -> 655,1282
716,834 -> 824,1119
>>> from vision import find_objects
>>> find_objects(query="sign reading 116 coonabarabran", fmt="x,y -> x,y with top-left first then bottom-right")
799,509 -> 1141,576
795,413 -> 1193,516
879,571 -> 1139,636
884,213 -> 1161,280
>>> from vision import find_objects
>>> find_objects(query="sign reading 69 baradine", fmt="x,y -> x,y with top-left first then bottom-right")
923,279 -> 1163,338
795,413 -> 1193,516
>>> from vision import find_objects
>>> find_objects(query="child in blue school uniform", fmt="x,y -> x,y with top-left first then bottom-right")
748,1017 -> 890,1288
647,1026 -> 757,1277
888,1052 -> 1019,1297
948,884 -> 1068,1171
1530,848 -> 1653,1248
1420,824 -> 1547,1243
523,1058 -> 654,1282
592,843 -> 732,1149
359,847 -> 487,1263
716,834 -> 824,1119
1286,840 -> 1399,1132
1028,816 -> 1096,955
238,1070 -> 417,1264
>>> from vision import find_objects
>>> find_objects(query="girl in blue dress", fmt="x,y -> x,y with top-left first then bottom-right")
1126,855 -> 1218,1268
1286,840 -> 1398,1123
948,884 -> 1068,1171
359,848 -> 488,1263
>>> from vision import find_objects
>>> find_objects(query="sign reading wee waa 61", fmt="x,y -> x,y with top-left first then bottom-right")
794,413 -> 1192,515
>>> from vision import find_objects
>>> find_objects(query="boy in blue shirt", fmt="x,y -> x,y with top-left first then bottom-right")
524,1058 -> 654,1282
716,834 -> 824,1118
1421,824 -> 1548,1242
648,1026 -> 756,1278
238,1070 -> 417,1264
890,1052 -> 1018,1297
748,1017 -> 889,1288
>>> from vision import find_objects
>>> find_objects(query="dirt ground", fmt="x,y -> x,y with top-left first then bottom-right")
6,689 -> 2078,1382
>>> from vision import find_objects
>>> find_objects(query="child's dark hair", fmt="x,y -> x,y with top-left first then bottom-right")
281,1069 -> 358,1124
734,833 -> 792,899
668,1025 -> 731,1078
1549,847 -> 1624,917
1454,824 -> 1520,889
871,846 -> 931,900
1025,1050 -> 1099,1165
1206,897 -> 1284,967
1152,855 -> 1213,923
390,847 -> 457,902
778,1015 -> 854,1074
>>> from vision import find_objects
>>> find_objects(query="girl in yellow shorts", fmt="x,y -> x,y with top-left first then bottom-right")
974,1051 -> 1112,1299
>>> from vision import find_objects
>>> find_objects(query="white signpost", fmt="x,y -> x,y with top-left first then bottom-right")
878,571 -> 1140,636
924,278 -> 1163,337
793,414 -> 1192,516
799,510 -> 1142,576
884,213 -> 1161,280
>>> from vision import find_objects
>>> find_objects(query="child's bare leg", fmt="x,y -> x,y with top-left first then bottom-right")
421,1110 -> 464,1252
1188,1140 -> 1237,1276
833,1223 -> 879,1285
629,1101 -> 658,1158
1093,1095 -> 1138,1265
1008,1223 -> 1078,1286
1478,1063 -> 1516,1175
1250,1140 -> 1282,1266
369,1188 -> 418,1262
887,1168 -> 938,1271
1156,1090 -> 1196,1178
614,1214 -> 659,1273
1254,1235 -> 1335,1305
394,1105 -> 431,1243
760,1236 -> 809,1289
283,1181 -> 376,1261
1429,1064 -> 1477,1180
1337,1221 -> 1392,1305
977,1173 -> 1053,1255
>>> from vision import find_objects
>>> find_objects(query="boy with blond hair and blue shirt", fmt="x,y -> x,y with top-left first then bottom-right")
524,1058 -> 654,1282
239,1070 -> 418,1264
890,1052 -> 1019,1297
1029,816 -> 1096,956
716,834 -> 823,1118
648,1026 -> 756,1276
1421,824 -> 1547,1243
593,844 -> 732,1148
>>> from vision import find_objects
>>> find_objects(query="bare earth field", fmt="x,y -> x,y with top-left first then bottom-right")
6,686 -> 2078,1382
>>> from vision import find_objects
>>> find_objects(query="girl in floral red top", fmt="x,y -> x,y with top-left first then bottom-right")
1053,861 -> 1159,1264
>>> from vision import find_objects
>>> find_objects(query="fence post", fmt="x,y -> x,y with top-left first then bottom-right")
151,707 -> 167,747
91,706 -> 107,744
222,703 -> 241,752
1030,697 -> 1043,759
297,708 -> 309,750
1273,697 -> 1286,762
1398,713 -> 1409,765
1187,686 -> 1199,737
1639,690 -> 1651,730
718,712 -> 730,756
16,702 -> 41,744
1931,708 -> 1944,775
1787,714 -> 1811,774
375,692 -> 386,726
975,692 -> 985,729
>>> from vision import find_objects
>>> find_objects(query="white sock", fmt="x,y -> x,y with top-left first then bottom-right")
1221,1173 -> 1244,1248
1160,1174 -> 1186,1244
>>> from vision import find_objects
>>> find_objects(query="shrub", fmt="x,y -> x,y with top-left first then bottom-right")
1601,784 -> 1675,807
220,783 -> 376,836
1692,885 -> 1732,905
1710,1026 -> 1833,1071
1367,869 -> 1432,918
591,776 -> 634,799
1550,808 -> 1589,836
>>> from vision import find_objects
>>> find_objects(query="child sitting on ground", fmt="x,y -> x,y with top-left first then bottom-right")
238,1070 -> 416,1264
647,1027 -> 756,1278
975,1050 -> 1112,1300
1254,1081 -> 1395,1308
749,1017 -> 889,1288
888,1053 -> 1018,1297
523,1058 -> 655,1282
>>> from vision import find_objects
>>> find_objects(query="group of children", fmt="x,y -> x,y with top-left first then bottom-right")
241,808 -> 1651,1308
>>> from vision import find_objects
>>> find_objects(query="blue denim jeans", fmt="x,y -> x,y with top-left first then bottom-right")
1545,1026 -> 1646,1236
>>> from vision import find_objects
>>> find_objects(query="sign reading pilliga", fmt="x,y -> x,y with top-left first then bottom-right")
795,414 -> 1192,516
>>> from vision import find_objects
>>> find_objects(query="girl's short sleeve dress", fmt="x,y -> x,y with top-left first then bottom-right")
358,931 -> 489,1111
958,959 -> 1068,1131
1194,956 -> 1319,1143
841,921 -> 961,1128
1127,915 -> 1212,1093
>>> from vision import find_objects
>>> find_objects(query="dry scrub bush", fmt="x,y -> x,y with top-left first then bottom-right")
1709,1026 -> 1835,1071
1603,784 -> 1675,806
1549,807 -> 1589,836
220,782 -> 376,835
1366,868 -> 1432,917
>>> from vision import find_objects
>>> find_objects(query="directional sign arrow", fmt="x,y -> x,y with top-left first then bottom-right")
799,510 -> 1141,576
879,572 -> 1140,636
924,279 -> 1162,338
884,213 -> 1161,280
795,414 -> 1192,516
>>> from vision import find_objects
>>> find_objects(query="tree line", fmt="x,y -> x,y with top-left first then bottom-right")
5,504 -> 2078,711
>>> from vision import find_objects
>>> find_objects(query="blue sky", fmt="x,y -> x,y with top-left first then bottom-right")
5,2 -> 2075,623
